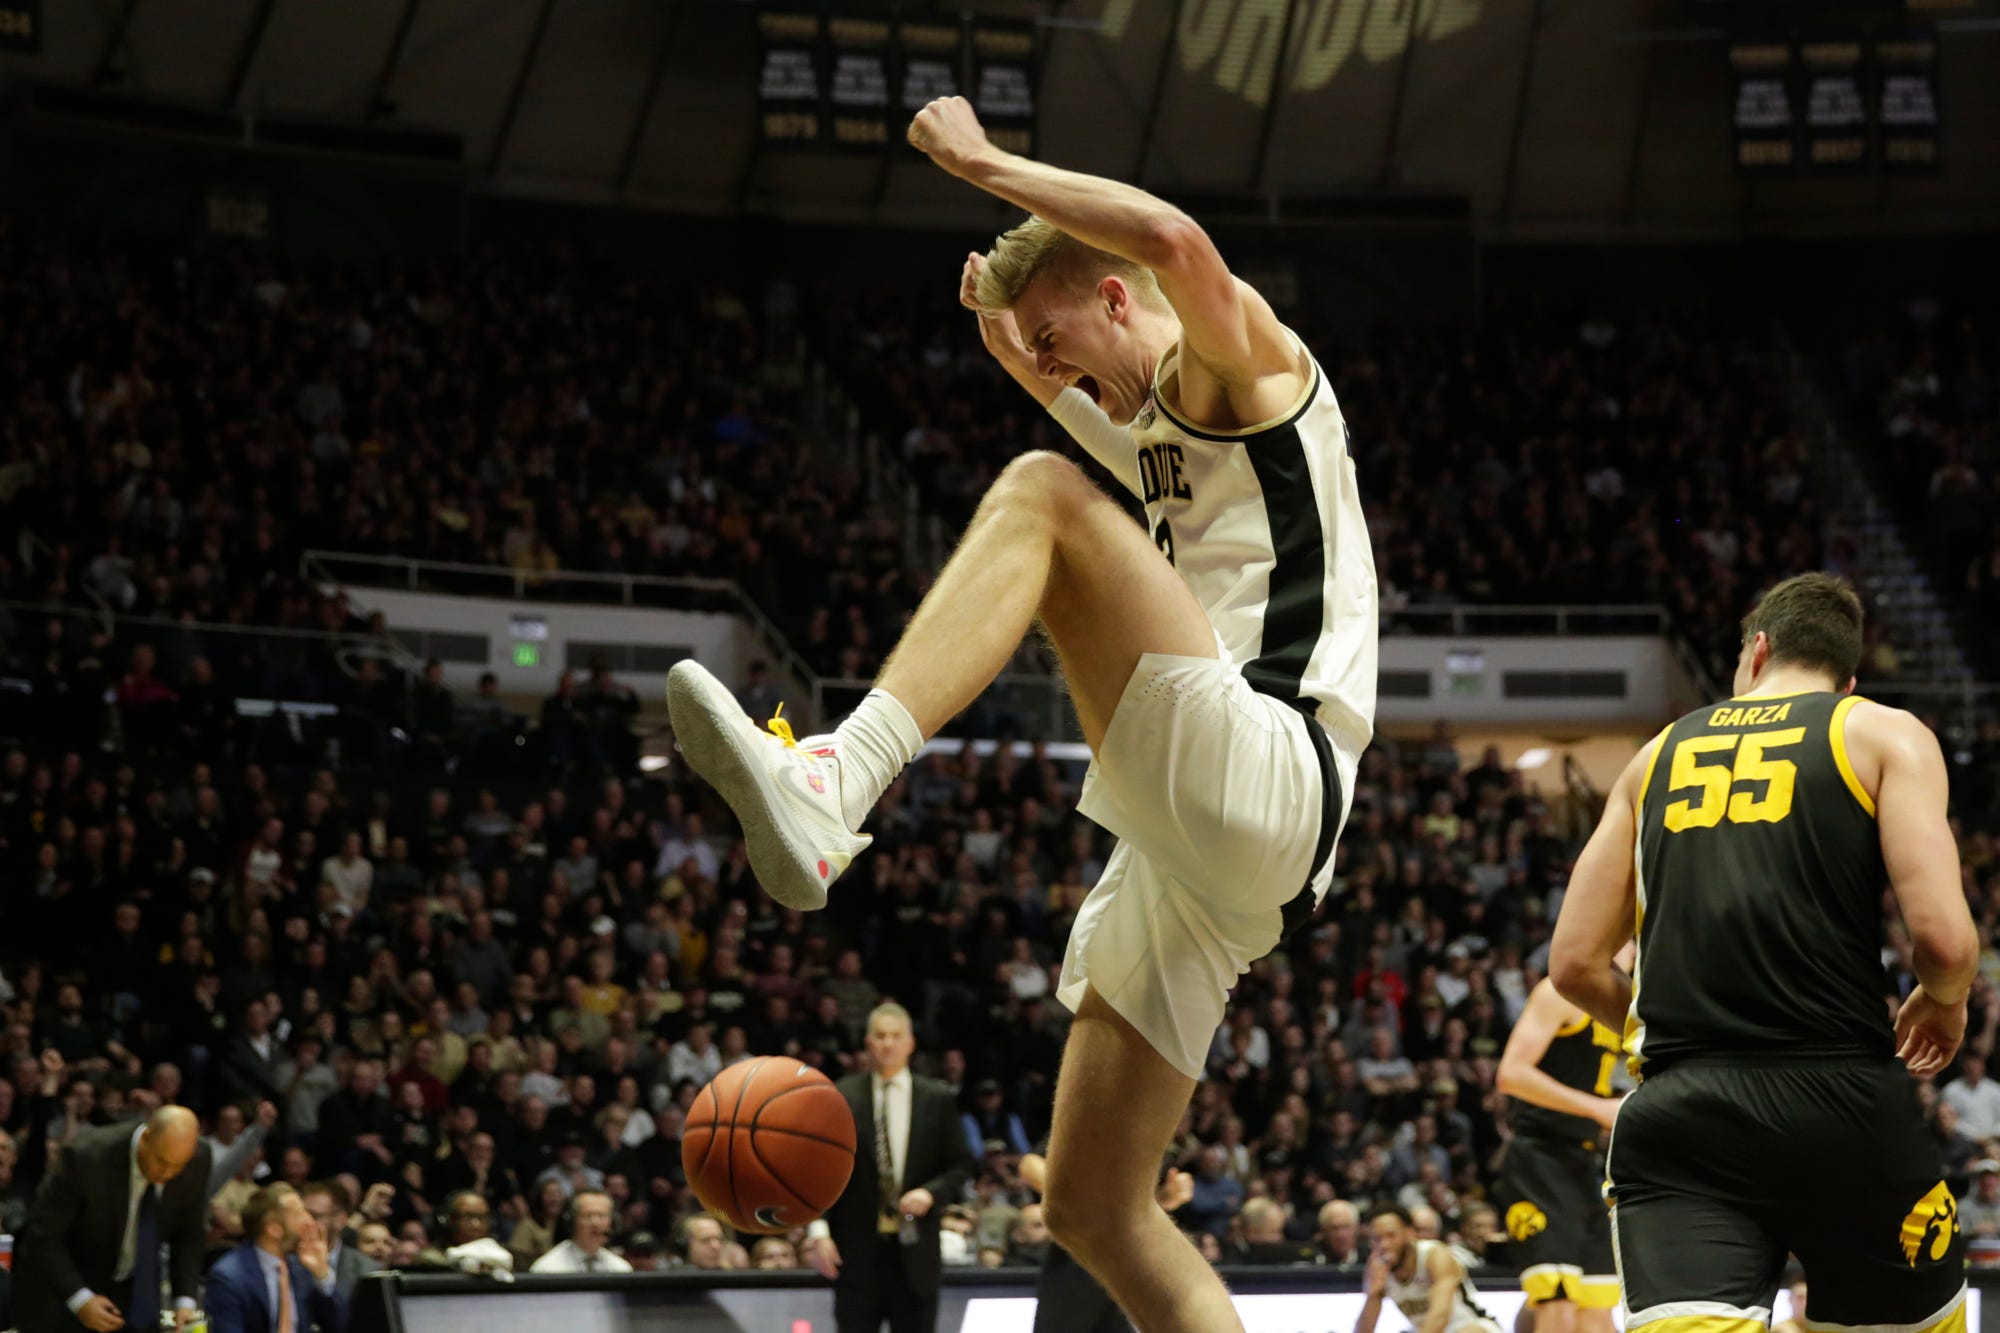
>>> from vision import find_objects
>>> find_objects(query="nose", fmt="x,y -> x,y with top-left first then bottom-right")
1036,350 -> 1061,380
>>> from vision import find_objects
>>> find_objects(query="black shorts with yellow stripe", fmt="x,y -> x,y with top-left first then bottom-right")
1496,1132 -> 1617,1309
1607,1056 -> 1967,1333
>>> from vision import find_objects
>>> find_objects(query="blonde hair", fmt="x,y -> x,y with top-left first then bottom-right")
867,1001 -> 914,1033
974,215 -> 1166,314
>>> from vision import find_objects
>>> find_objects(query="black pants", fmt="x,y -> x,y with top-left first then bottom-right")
834,1237 -> 939,1333
1609,1057 -> 1966,1330
1032,1243 -> 1129,1333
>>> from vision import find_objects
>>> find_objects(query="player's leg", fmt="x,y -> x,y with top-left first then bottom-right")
1040,986 -> 1241,1333
1529,1300 -> 1578,1333
1777,1063 -> 1966,1333
1608,1069 -> 1787,1333
667,451 -> 1215,909
874,449 -> 1215,748
1034,1243 -> 1131,1333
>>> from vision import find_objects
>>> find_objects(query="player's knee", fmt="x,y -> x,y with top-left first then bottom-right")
990,449 -> 1088,514
1041,1185 -> 1120,1259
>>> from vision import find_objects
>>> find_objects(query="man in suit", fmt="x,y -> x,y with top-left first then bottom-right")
15,1105 -> 211,1332
807,1003 -> 976,1333
298,1180 -> 378,1311
205,1183 -> 345,1333
217,1000 -> 287,1111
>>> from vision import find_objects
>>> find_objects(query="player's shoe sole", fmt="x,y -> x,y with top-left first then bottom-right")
666,660 -> 868,911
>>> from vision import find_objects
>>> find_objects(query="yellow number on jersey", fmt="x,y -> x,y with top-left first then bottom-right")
1662,727 -> 1805,832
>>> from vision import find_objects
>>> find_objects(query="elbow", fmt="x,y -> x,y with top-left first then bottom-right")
1139,211 -> 1207,274
1494,1063 -> 1526,1099
1547,951 -> 1593,1009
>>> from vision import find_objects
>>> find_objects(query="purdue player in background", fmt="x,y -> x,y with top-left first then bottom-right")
1551,574 -> 1977,1333
667,94 -> 1375,1333
1493,955 -> 1630,1333
1357,1205 -> 1502,1333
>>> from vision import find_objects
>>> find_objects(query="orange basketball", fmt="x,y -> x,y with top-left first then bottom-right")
683,1056 -> 856,1235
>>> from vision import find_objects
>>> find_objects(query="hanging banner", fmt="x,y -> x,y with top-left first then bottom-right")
972,21 -> 1037,159
1875,29 -> 1941,174
896,18 -> 963,153
757,11 -> 824,147
1799,32 -> 1868,172
827,16 -> 892,151
1728,36 -> 1797,173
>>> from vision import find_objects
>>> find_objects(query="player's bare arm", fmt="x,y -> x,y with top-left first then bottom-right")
1549,737 -> 1655,1034
1497,979 -> 1623,1131
1851,700 -> 1980,1074
1418,1245 -> 1466,1333
1355,1246 -> 1390,1333
911,95 -> 1303,429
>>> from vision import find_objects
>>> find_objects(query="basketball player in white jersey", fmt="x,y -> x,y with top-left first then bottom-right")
1359,1206 -> 1504,1333
666,95 -> 1377,1333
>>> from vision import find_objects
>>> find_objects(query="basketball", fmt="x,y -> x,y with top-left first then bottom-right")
683,1057 -> 857,1235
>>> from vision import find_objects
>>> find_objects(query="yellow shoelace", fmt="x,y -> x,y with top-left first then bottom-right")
765,703 -> 797,748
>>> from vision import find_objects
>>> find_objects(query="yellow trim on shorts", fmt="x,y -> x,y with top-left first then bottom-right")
1573,1274 -> 1621,1310
1520,1265 -> 1575,1304
1828,694 -> 1876,817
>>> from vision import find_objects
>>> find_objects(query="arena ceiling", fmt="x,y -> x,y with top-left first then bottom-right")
3,0 -> 1998,236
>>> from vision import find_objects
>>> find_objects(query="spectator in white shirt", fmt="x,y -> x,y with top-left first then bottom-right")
653,814 -> 719,883
1944,1053 -> 2000,1143
667,1024 -> 722,1088
529,1189 -> 632,1273
319,833 -> 373,916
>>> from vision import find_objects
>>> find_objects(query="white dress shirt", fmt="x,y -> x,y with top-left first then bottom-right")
874,1068 -> 912,1189
528,1240 -> 633,1273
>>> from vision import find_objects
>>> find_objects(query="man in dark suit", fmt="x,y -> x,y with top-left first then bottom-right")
15,1105 -> 211,1332
217,1000 -> 286,1110
205,1183 -> 345,1333
807,1003 -> 975,1333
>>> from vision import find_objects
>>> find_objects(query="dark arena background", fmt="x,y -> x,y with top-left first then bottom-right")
1,0 -> 1999,1330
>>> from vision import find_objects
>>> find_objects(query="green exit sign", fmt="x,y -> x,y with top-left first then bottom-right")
512,643 -> 541,668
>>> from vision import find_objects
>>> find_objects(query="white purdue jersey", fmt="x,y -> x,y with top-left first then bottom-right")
1121,332 -> 1378,763
1384,1240 -> 1497,1333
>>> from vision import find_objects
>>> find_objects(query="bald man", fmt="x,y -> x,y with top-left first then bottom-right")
17,1105 -> 213,1331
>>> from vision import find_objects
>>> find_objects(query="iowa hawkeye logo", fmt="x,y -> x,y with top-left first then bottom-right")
1506,1201 -> 1548,1243
1900,1180 -> 1960,1267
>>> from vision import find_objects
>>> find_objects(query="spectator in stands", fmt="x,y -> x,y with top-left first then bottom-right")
1963,1161 -> 2000,1239
679,1215 -> 728,1271
1944,1052 -> 2000,1143
1316,1199 -> 1366,1267
961,1080 -> 1031,1159
1233,1198 -> 1317,1265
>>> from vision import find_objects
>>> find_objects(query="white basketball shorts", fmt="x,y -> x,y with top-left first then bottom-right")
1055,649 -> 1357,1079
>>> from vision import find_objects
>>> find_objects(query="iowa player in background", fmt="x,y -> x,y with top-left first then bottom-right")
1550,573 -> 1978,1333
1493,951 -> 1631,1333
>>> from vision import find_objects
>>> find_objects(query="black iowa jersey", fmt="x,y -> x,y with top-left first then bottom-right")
1628,691 -> 1891,1073
1511,1011 -> 1622,1145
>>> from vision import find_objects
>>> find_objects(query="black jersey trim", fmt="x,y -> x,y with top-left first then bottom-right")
1241,420 -> 1329,702
1153,366 -> 1322,443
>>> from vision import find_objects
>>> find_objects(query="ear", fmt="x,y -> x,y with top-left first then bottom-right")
1840,675 -> 1857,695
1097,275 -> 1130,322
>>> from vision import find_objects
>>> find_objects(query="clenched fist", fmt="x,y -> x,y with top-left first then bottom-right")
908,96 -> 997,177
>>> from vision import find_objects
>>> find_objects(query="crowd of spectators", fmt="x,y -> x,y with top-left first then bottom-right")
0,228 -> 921,686
817,282 -> 1831,685
1842,296 -> 2000,675
4,229 -> 2000,1291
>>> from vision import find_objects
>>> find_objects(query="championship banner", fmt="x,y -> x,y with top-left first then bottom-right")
971,21 -> 1037,159
1799,32 -> 1868,172
827,16 -> 892,151
1875,29 -> 1941,174
0,0 -> 39,53
757,11 -> 824,147
1728,36 -> 1797,172
896,18 -> 962,154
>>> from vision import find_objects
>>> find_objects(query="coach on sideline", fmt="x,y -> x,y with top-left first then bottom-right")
15,1105 -> 212,1331
807,1003 -> 976,1333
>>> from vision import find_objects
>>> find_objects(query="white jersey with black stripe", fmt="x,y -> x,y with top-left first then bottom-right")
1385,1240 -> 1496,1333
1119,330 -> 1378,763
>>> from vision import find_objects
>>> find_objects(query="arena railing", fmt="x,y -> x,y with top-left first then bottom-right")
300,549 -> 821,716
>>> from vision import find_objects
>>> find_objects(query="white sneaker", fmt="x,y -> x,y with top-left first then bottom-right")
666,661 -> 869,911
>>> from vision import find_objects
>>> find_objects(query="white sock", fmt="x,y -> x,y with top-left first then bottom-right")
830,688 -> 924,831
